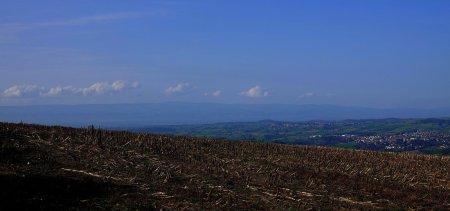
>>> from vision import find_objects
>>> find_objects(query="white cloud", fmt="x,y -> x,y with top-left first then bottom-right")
205,90 -> 222,97
42,86 -> 63,97
111,80 -> 126,91
79,82 -> 110,95
240,86 -> 269,98
299,92 -> 315,98
3,80 -> 139,98
77,80 -> 137,96
3,86 -> 22,97
165,83 -> 190,95
42,86 -> 79,97
212,90 -> 222,97
3,85 -> 40,97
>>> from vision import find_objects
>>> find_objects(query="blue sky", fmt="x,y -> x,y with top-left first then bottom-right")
1,0 -> 449,108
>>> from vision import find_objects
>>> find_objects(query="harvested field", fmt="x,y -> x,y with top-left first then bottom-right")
1,122 -> 449,210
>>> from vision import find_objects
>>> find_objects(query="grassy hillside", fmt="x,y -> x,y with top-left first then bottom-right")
1,122 -> 449,210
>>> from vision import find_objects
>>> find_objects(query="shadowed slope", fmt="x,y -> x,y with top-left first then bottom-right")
0,122 -> 448,210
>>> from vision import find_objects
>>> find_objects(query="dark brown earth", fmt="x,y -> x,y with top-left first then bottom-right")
0,122 -> 449,210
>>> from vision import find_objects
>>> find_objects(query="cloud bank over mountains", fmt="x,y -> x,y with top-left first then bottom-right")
2,80 -> 139,98
2,81 -> 276,102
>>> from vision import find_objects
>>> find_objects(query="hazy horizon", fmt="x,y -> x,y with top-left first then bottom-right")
2,101 -> 450,110
1,102 -> 449,127
1,0 -> 450,108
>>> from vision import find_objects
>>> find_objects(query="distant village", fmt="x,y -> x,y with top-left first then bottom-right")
329,131 -> 449,152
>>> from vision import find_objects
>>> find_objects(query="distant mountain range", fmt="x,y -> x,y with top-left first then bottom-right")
1,102 -> 449,127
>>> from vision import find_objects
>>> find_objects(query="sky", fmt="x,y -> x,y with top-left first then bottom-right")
1,0 -> 450,108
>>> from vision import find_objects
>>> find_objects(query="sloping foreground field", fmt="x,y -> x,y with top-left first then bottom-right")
1,123 -> 448,210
